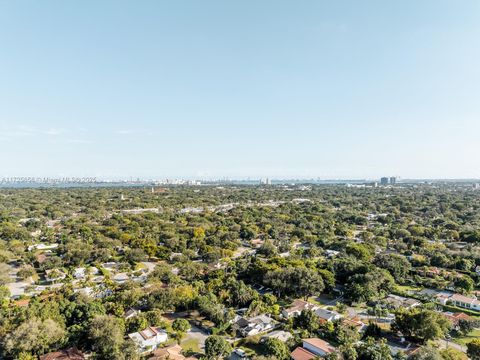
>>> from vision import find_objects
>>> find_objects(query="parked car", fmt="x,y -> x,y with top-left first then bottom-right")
233,348 -> 248,358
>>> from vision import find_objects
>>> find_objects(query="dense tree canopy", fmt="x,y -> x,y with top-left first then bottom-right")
0,184 -> 479,359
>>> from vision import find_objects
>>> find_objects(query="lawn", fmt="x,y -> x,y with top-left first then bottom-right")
237,342 -> 264,357
181,338 -> 201,353
395,284 -> 422,293
134,262 -> 147,271
234,335 -> 265,357
454,328 -> 480,346
308,294 -> 341,306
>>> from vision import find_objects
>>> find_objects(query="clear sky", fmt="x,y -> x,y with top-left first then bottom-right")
1,1 -> 479,180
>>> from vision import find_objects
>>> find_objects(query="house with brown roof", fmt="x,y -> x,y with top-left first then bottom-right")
423,267 -> 442,277
291,346 -> 317,360
440,311 -> 473,328
149,344 -> 196,360
14,298 -> 31,307
291,338 -> 336,359
35,253 -> 49,267
250,239 -> 265,248
303,338 -> 336,356
342,318 -> 367,333
282,299 -> 318,318
39,348 -> 85,360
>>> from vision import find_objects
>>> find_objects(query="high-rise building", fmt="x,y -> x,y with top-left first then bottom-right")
260,178 -> 271,185
389,177 -> 396,185
380,177 -> 389,185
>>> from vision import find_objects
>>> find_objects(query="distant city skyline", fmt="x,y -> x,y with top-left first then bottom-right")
1,1 -> 479,179
3,175 -> 480,184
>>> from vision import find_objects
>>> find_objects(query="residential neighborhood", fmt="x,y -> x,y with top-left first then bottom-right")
1,184 -> 480,360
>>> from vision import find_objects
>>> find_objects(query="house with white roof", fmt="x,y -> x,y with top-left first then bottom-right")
113,272 -> 130,284
449,294 -> 480,311
125,308 -> 141,319
261,330 -> 293,343
435,292 -> 480,311
314,308 -> 342,322
101,262 -> 119,272
73,266 -> 100,280
28,243 -> 59,252
128,326 -> 168,353
73,267 -> 87,280
381,294 -> 421,310
325,249 -> 340,258
234,314 -> 276,337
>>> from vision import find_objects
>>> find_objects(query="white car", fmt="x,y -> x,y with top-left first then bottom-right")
233,348 -> 248,358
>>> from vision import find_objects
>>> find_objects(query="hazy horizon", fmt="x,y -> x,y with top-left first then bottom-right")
2,175 -> 480,183
1,1 -> 479,179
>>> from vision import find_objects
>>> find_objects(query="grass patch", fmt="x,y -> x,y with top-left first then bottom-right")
238,342 -> 264,357
134,263 -> 147,270
308,296 -> 324,306
235,335 -> 265,357
181,338 -> 201,353
453,328 -> 480,346
163,338 -> 178,347
395,284 -> 422,293
308,295 -> 339,306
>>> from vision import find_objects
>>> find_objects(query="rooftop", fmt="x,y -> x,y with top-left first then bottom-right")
284,299 -> 317,313
291,347 -> 316,360
451,293 -> 480,305
303,338 -> 337,354
39,348 -> 85,360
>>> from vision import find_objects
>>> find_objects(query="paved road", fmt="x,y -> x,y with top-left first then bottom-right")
437,339 -> 467,353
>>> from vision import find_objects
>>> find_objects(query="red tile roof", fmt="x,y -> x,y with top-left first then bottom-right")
39,348 -> 85,360
150,344 -> 185,360
442,311 -> 473,325
14,299 -> 30,307
291,347 -> 316,360
284,299 -> 317,315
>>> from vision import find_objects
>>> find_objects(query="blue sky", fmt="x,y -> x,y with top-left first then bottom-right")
0,1 -> 479,179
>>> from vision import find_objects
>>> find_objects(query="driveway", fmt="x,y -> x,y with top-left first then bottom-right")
6,279 -> 34,298
182,324 -> 208,352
